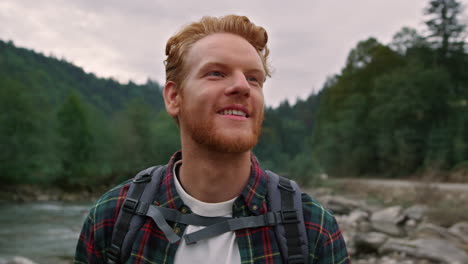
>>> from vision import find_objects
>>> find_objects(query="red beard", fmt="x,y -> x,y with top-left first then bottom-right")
179,98 -> 263,153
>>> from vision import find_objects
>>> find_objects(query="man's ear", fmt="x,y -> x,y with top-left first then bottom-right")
163,81 -> 181,118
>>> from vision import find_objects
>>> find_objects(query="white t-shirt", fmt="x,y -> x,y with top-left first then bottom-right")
173,161 -> 241,264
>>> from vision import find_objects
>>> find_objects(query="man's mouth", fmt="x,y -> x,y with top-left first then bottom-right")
218,109 -> 249,117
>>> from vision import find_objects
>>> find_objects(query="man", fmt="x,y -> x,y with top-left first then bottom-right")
75,15 -> 350,264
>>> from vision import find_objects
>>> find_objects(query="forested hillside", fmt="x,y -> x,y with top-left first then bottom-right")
1,0 -> 467,189
258,0 -> 468,184
311,0 -> 468,181
0,39 -> 175,188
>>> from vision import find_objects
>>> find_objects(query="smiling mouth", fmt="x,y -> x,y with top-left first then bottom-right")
218,109 -> 249,118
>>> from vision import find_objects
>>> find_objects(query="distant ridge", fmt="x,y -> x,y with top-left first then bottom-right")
0,39 -> 164,115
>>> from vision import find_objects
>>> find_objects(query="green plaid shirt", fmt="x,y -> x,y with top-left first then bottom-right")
74,151 -> 350,264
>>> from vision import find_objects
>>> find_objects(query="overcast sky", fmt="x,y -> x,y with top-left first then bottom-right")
1,0 -> 467,106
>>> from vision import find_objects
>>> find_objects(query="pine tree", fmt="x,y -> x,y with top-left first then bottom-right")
56,93 -> 94,188
424,0 -> 466,59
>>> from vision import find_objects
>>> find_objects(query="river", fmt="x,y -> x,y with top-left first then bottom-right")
0,202 -> 92,264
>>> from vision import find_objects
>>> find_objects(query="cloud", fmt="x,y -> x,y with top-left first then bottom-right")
2,0 -> 465,106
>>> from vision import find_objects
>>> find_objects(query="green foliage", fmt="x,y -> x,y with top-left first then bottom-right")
311,1 -> 468,180
0,78 -> 48,183
0,40 -> 169,188
0,40 -> 164,115
390,27 -> 428,55
112,99 -> 180,181
424,0 -> 466,59
2,0 -> 468,189
56,93 -> 95,188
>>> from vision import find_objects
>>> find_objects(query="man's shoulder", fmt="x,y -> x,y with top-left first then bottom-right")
300,192 -> 332,214
300,192 -> 338,227
88,179 -> 133,221
300,192 -> 350,262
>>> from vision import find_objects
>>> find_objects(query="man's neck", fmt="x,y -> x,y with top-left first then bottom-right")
178,146 -> 251,203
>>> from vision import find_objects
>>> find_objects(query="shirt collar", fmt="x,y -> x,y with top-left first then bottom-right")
156,151 -> 184,209
156,151 -> 269,215
238,154 -> 268,215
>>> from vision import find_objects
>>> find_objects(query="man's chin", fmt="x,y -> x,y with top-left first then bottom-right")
195,133 -> 258,153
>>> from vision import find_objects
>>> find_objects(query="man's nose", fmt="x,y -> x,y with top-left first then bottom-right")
225,72 -> 250,97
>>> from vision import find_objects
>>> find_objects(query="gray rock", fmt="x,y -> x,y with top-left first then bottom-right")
357,221 -> 373,232
336,210 -> 369,228
319,195 -> 364,215
354,232 -> 389,253
6,257 -> 37,264
403,205 -> 427,221
380,238 -> 468,264
348,210 -> 369,224
405,219 -> 417,228
449,222 -> 468,244
371,206 -> 406,237
353,256 -> 418,264
416,223 -> 449,239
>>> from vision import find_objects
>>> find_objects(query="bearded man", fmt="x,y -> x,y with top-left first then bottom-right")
75,15 -> 350,264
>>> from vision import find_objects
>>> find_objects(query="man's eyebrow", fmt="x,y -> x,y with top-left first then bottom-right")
198,62 -> 228,71
246,68 -> 266,75
199,61 -> 265,75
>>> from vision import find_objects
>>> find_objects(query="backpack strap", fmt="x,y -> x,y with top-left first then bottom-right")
107,165 -> 167,264
266,170 -> 308,264
135,202 -> 280,244
181,211 -> 279,244
106,166 -> 308,264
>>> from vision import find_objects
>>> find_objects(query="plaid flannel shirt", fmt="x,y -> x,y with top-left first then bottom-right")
74,151 -> 350,264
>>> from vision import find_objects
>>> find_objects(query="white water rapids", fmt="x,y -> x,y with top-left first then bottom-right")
0,202 -> 91,264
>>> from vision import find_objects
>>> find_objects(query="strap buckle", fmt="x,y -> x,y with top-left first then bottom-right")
264,212 -> 278,226
123,198 -> 138,213
106,244 -> 121,264
278,179 -> 295,192
133,173 -> 152,183
288,254 -> 305,264
281,210 -> 299,224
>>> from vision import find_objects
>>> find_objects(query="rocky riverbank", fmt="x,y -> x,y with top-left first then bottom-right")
309,180 -> 468,264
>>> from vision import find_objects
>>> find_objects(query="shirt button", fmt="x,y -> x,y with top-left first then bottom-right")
181,207 -> 188,214
252,205 -> 258,211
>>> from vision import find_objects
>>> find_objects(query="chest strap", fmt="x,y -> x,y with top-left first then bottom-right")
134,202 -> 287,244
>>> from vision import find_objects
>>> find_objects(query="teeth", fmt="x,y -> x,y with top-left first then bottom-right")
221,109 -> 247,117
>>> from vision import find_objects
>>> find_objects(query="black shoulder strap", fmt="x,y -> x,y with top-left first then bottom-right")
107,165 -> 167,264
266,170 -> 308,264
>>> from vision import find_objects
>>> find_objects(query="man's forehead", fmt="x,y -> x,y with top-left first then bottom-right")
186,33 -> 264,71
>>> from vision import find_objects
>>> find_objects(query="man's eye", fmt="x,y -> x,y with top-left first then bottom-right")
247,76 -> 262,85
247,76 -> 258,82
207,71 -> 224,77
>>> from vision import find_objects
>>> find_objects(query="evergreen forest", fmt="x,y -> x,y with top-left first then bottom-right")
1,0 -> 467,189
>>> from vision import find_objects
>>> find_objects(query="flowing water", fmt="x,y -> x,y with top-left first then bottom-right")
0,202 -> 92,264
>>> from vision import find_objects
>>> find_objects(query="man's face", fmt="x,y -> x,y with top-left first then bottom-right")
177,33 -> 265,153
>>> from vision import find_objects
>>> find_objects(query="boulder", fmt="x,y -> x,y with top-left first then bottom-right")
370,206 -> 406,237
354,232 -> 389,253
319,195 -> 364,215
404,219 -> 417,228
336,210 -> 369,228
6,257 -> 37,264
449,222 -> 468,244
415,222 -> 468,251
348,210 -> 369,224
403,205 -> 427,221
379,238 -> 468,264
415,223 -> 449,239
